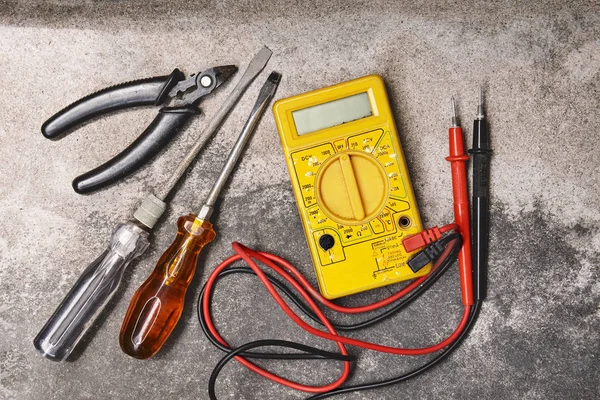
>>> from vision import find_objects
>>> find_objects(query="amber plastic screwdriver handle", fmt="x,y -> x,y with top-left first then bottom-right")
120,72 -> 281,359
119,214 -> 215,359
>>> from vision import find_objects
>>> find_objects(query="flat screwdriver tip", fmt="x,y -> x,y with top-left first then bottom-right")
268,71 -> 282,84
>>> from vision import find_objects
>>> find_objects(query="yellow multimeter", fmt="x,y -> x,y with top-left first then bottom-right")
273,75 -> 429,299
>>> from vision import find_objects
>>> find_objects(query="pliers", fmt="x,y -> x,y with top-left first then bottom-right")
41,65 -> 238,194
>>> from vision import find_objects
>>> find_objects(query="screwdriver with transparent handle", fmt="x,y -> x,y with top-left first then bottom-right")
34,222 -> 149,361
119,72 -> 281,359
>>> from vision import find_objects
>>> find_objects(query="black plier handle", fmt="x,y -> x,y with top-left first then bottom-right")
41,66 -> 237,194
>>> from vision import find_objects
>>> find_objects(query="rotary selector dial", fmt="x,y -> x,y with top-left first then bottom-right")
315,151 -> 389,226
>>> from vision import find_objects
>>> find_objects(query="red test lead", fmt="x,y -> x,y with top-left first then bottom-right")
446,97 -> 474,305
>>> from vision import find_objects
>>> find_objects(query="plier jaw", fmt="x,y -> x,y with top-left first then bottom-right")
168,65 -> 237,107
41,65 -> 238,194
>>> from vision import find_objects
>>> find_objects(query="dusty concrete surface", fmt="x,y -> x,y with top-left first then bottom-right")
1,1 -> 599,399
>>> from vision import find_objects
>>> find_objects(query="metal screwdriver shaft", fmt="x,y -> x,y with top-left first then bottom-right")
134,47 -> 273,229
155,47 -> 273,202
120,72 -> 281,359
198,72 -> 282,221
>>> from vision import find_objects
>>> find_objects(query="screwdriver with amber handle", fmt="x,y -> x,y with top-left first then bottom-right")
119,72 -> 281,359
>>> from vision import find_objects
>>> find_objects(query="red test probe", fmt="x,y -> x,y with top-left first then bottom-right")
446,97 -> 474,306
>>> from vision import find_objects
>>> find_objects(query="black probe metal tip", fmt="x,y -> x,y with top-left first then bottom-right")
476,85 -> 485,120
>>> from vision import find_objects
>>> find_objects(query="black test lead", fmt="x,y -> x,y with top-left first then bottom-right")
469,86 -> 492,300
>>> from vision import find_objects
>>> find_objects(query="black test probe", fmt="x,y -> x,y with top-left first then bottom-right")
469,87 -> 492,300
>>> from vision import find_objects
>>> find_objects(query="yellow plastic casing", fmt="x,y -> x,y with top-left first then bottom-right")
273,75 -> 429,299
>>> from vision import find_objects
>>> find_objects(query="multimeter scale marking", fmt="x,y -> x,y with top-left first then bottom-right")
293,128 -> 409,254
291,143 -> 335,208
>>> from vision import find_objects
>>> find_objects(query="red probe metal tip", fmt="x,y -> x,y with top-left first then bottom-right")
451,96 -> 459,127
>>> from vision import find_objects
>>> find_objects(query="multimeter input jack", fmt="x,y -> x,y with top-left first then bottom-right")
398,216 -> 412,229
319,234 -> 336,251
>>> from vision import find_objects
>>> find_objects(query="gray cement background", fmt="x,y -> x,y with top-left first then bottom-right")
1,1 -> 599,399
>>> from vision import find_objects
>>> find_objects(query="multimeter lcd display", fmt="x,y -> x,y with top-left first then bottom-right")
292,92 -> 372,135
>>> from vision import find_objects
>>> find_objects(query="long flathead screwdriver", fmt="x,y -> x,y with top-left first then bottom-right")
469,88 -> 492,301
119,71 -> 282,360
446,97 -> 473,306
33,47 -> 272,362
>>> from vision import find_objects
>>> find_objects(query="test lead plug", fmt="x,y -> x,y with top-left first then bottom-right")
402,224 -> 460,252
407,241 -> 447,273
